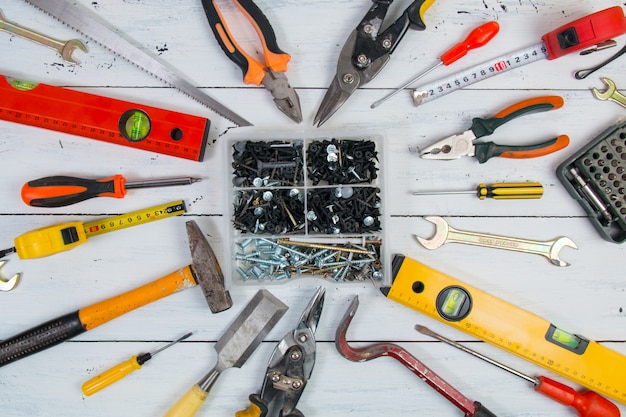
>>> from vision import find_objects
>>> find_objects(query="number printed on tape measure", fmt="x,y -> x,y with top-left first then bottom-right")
413,43 -> 549,105
83,201 -> 186,237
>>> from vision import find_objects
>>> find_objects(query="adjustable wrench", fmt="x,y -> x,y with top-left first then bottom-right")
416,216 -> 577,267
591,77 -> 626,108
0,8 -> 87,64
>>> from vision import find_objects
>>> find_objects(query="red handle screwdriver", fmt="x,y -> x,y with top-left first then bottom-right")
416,325 -> 620,417
371,20 -> 500,108
22,175 -> 202,207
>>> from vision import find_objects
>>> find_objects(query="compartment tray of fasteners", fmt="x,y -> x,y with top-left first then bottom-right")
227,136 -> 386,285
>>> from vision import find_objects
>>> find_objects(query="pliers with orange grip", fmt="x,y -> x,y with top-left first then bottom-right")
419,96 -> 569,163
202,0 -> 302,123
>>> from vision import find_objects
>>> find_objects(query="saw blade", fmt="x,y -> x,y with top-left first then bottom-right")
23,0 -> 252,127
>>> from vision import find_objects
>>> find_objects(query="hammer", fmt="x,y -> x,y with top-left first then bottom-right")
0,220 -> 232,367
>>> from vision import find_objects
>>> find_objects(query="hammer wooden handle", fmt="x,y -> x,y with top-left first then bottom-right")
0,266 -> 196,367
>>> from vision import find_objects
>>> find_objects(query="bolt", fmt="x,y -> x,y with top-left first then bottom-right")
356,54 -> 369,66
382,38 -> 392,49
342,73 -> 355,84
363,24 -> 373,34
290,350 -> 302,361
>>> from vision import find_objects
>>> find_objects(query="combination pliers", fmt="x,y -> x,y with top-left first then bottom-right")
202,0 -> 302,123
314,0 -> 436,127
419,96 -> 570,163
236,287 -> 325,417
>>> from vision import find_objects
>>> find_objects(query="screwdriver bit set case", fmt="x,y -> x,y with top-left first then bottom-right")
557,120 -> 626,243
225,133 -> 388,285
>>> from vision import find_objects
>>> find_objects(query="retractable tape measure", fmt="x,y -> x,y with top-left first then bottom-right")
0,75 -> 210,161
412,6 -> 626,106
384,255 -> 626,405
13,200 -> 186,259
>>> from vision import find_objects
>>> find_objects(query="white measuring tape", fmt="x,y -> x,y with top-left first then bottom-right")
411,42 -> 549,106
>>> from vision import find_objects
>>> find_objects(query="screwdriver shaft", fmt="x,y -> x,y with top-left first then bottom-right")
82,331 -> 192,396
125,177 -> 202,190
416,325 -> 537,384
370,61 -> 441,108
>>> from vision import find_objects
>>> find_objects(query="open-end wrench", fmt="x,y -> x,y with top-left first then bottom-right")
0,260 -> 20,291
335,296 -> 498,417
0,8 -> 87,65
591,77 -> 626,108
416,216 -> 577,267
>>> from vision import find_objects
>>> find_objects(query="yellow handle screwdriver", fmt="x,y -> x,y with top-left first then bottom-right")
412,182 -> 543,200
82,332 -> 192,396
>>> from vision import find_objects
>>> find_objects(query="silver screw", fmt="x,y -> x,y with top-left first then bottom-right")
382,38 -> 392,49
342,73 -> 355,84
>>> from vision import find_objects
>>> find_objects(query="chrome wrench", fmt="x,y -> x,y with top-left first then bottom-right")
416,216 -> 577,267
0,8 -> 87,65
591,77 -> 626,108
0,260 -> 20,292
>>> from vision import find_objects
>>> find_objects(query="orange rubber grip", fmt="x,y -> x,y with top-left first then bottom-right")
494,96 -> 564,119
21,175 -> 127,207
233,0 -> 290,73
499,134 -> 570,159
79,266 -> 196,330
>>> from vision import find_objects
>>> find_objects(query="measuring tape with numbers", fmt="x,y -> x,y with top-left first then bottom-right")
412,43 -> 548,105
383,255 -> 626,405
412,6 -> 626,106
12,200 -> 186,259
0,75 -> 210,161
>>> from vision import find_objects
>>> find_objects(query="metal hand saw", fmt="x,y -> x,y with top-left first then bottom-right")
23,0 -> 252,127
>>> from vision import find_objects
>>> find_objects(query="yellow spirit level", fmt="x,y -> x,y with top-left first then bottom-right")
383,254 -> 626,405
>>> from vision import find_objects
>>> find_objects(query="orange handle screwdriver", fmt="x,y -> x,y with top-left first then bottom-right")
416,325 -> 620,417
22,175 -> 201,207
371,20 -> 500,108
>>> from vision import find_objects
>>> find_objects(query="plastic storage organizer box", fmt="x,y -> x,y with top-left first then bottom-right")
227,135 -> 387,285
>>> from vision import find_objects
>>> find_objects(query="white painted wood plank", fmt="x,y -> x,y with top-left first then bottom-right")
0,0 -> 625,416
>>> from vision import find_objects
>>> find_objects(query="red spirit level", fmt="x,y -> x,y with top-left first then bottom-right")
0,75 -> 210,161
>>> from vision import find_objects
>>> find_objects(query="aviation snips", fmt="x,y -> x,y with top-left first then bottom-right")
314,0 -> 436,127
236,287 -> 325,417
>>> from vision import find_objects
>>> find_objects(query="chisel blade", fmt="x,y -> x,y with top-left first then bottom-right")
23,0 -> 253,127
214,289 -> 288,371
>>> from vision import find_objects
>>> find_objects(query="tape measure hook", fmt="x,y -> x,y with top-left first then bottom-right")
0,260 -> 20,291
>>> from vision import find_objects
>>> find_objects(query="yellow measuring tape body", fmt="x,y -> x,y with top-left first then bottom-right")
14,200 -> 186,259
385,255 -> 626,404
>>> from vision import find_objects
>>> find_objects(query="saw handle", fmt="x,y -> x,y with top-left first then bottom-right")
0,267 -> 196,368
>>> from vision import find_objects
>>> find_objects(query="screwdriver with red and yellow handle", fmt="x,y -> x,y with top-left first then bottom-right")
22,175 -> 201,207
82,332 -> 193,396
412,182 -> 544,200
416,325 -> 620,417
371,20 -> 500,108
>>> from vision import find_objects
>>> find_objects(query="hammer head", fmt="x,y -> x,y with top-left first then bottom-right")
186,220 -> 232,313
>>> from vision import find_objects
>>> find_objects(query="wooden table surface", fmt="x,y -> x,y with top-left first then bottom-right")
1,0 -> 625,416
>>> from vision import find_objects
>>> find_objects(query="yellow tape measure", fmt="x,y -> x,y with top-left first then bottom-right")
383,255 -> 626,404
13,200 -> 186,259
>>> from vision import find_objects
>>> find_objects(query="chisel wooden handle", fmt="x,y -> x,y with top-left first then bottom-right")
0,266 -> 196,367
